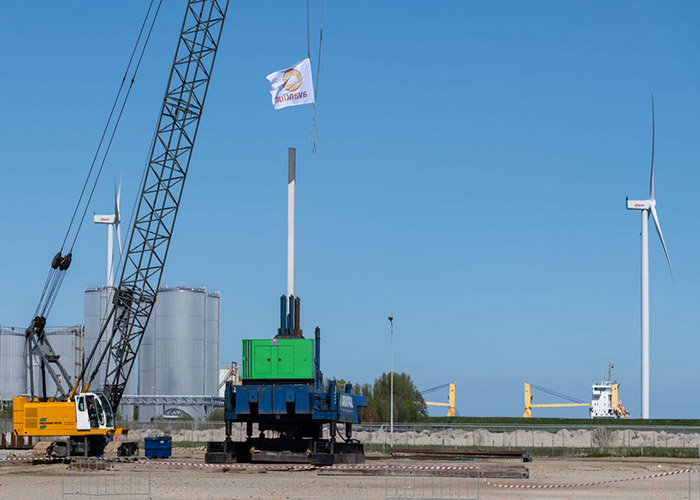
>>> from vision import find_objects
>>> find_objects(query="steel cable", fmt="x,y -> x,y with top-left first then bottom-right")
60,0 -> 158,253
421,383 -> 451,395
68,0 -> 163,254
531,384 -> 587,404
309,0 -> 324,153
31,0 -> 163,326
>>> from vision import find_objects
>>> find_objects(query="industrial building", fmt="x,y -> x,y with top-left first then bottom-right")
84,285 -> 221,420
1,284 -> 221,421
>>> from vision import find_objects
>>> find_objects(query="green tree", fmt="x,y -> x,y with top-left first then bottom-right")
207,408 -> 225,421
367,372 -> 426,423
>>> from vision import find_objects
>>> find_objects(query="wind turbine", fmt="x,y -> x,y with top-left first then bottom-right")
625,97 -> 673,419
93,178 -> 123,287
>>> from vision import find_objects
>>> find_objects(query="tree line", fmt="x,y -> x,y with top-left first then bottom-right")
334,372 -> 427,423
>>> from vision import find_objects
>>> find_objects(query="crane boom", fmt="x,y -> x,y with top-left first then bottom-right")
14,1 -> 229,458
81,0 -> 229,411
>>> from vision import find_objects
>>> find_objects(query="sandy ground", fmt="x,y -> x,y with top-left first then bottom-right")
2,453 -> 700,500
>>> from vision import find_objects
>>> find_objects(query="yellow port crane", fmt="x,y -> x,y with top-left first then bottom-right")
522,383 -> 589,418
421,383 -> 456,417
523,364 -> 630,419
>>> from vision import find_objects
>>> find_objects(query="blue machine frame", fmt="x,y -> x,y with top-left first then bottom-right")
224,324 -> 367,429
209,296 -> 367,464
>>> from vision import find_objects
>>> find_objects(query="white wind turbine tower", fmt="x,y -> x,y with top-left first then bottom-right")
93,179 -> 123,287
625,97 -> 673,419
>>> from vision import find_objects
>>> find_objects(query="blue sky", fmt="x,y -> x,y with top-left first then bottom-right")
1,1 -> 699,418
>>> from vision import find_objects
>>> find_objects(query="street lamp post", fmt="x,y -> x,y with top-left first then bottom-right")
388,316 -> 394,449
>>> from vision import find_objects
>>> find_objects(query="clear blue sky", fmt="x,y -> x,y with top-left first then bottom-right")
1,1 -> 699,418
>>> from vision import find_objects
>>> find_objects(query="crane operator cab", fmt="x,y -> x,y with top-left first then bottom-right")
75,393 -> 114,431
13,391 -> 127,457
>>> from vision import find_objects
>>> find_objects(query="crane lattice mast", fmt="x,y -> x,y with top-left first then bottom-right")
76,0 -> 229,411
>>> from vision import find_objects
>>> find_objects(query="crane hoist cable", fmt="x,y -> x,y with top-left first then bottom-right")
420,383 -> 451,395
30,0 -> 163,325
530,384 -> 587,404
25,1 -> 163,402
60,0 -> 161,254
309,0 -> 324,153
67,0 -> 163,256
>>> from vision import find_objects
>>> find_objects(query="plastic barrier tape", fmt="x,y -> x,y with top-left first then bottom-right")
1,456 -> 696,489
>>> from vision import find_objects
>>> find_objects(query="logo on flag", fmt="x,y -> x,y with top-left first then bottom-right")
266,58 -> 315,110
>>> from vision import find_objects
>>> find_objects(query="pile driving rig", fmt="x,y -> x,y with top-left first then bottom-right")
14,0 -> 228,457
206,295 -> 367,465
207,149 -> 367,465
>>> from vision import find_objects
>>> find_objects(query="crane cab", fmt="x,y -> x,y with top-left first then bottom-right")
13,392 -> 123,437
74,393 -> 114,431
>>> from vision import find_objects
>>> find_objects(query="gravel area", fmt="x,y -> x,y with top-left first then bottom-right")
1,453 -> 699,499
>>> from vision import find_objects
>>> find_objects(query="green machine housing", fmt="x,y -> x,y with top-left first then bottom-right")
242,338 -> 313,382
207,295 -> 367,465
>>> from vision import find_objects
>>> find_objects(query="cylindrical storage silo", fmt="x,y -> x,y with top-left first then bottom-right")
0,327 -> 27,401
84,286 -> 136,395
156,286 -> 207,396
85,286 -> 114,390
32,326 -> 84,399
138,285 -> 220,420
205,292 -> 220,397
139,286 -> 207,397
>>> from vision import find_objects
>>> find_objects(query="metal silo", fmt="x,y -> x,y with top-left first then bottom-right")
85,286 -> 114,390
137,285 -> 220,420
139,286 -> 207,396
0,327 -> 27,401
33,325 -> 84,398
84,286 -> 135,395
205,291 -> 220,397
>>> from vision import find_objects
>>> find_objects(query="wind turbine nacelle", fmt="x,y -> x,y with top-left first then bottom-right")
626,199 -> 651,210
94,214 -> 116,224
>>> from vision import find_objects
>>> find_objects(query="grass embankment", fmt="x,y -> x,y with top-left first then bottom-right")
364,443 -> 700,459
424,416 -> 700,427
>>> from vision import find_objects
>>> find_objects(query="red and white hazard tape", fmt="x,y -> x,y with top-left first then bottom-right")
0,457 -> 313,470
1,456 -> 697,489
484,468 -> 694,489
329,463 -> 480,471
0,457 -> 44,463
145,461 -> 314,470
0,457 -> 479,471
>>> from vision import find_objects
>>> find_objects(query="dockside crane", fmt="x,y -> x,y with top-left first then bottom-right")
421,383 -> 456,417
522,383 -> 590,418
15,0 -> 229,457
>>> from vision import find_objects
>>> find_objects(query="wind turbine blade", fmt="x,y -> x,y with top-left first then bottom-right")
114,177 -> 121,223
650,205 -> 673,282
649,95 -> 655,200
117,222 -> 123,262
115,176 -> 123,261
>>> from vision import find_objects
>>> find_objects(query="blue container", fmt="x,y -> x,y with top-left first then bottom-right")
144,436 -> 172,458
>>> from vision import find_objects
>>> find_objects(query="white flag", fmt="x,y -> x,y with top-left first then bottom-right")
266,58 -> 315,110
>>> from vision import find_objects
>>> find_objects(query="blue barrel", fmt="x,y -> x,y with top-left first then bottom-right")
144,436 -> 172,458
